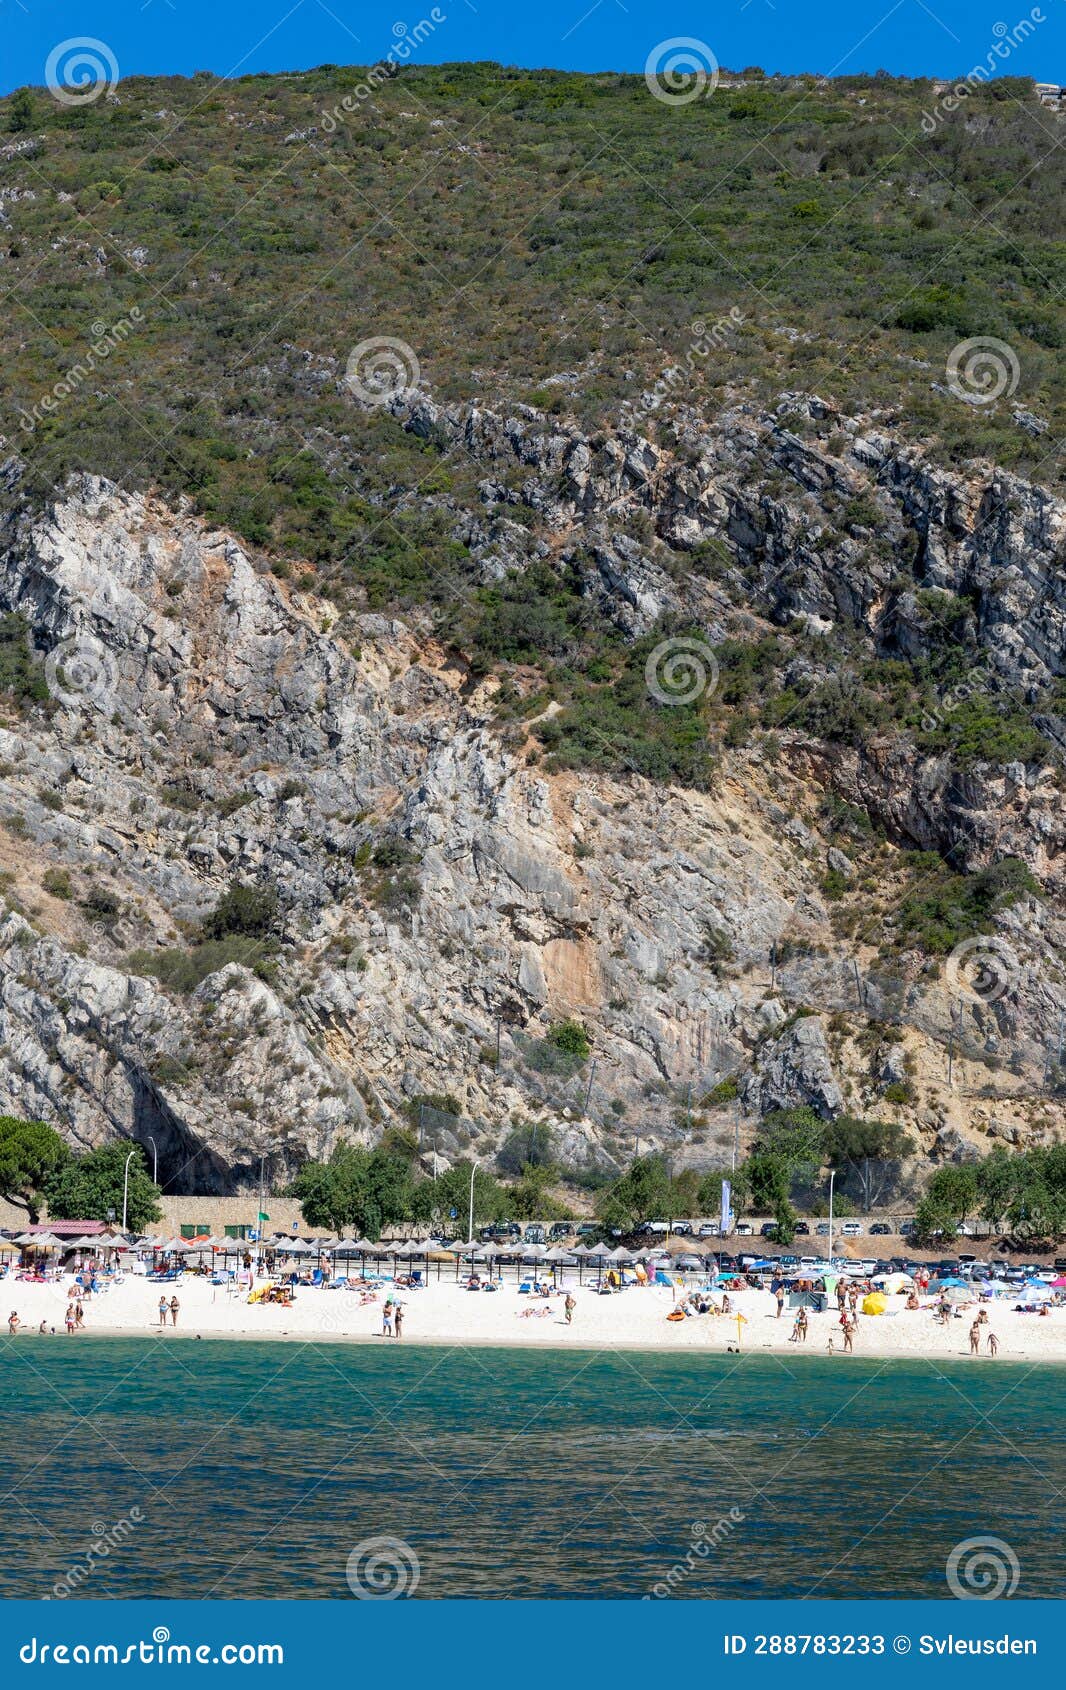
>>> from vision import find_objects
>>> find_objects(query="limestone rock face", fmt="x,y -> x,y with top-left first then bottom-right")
0,387 -> 1063,1195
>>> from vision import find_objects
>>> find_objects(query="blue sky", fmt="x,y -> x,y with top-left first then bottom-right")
1,0 -> 1064,96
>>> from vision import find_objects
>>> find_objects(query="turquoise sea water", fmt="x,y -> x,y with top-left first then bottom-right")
0,1338 -> 1062,1600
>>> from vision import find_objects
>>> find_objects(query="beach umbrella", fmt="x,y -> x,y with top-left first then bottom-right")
606,1246 -> 634,1263
862,1292 -> 888,1315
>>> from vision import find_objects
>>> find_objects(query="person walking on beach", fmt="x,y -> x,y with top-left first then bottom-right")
158,1296 -> 168,1328
75,1301 -> 84,1329
564,1292 -> 576,1325
969,1319 -> 981,1356
987,1331 -> 999,1357
394,1304 -> 404,1339
170,1296 -> 180,1328
65,1303 -> 76,1335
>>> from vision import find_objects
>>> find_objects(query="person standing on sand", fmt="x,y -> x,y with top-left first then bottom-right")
8,1310 -> 20,1335
987,1331 -> 999,1356
75,1302 -> 84,1329
158,1296 -> 168,1327
969,1320 -> 981,1356
170,1296 -> 180,1328
842,1317 -> 854,1354
394,1304 -> 404,1339
564,1293 -> 576,1325
65,1304 -> 76,1335
775,1286 -> 785,1319
382,1301 -> 393,1338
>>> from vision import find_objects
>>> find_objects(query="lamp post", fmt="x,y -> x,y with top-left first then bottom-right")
121,1148 -> 136,1234
827,1169 -> 837,1266
468,1160 -> 478,1244
146,1136 -> 158,1186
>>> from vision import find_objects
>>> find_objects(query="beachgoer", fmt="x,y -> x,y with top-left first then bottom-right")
382,1302 -> 393,1338
797,1307 -> 808,1342
158,1296 -> 168,1327
722,1294 -> 732,1315
75,1302 -> 84,1329
170,1296 -> 180,1328
394,1305 -> 404,1339
65,1304 -> 75,1335
969,1320 -> 981,1356
826,1335 -> 835,1355
38,1320 -> 47,1335
564,1293 -> 576,1325
7,1311 -> 19,1335
842,1317 -> 854,1354
775,1287 -> 785,1319
987,1331 -> 999,1356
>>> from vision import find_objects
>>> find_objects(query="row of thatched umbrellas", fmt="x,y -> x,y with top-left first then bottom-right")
141,1236 -> 710,1273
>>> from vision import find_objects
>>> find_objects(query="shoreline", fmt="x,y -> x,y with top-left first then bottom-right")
5,1323 -> 1061,1364
5,1273 -> 1065,1364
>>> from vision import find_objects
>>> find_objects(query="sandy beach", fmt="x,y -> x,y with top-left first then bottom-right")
4,1270 -> 1065,1362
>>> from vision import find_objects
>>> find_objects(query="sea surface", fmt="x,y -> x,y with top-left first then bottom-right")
0,1338 -> 1062,1600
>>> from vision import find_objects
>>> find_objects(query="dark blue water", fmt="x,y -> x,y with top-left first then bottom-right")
0,1338 -> 1061,1599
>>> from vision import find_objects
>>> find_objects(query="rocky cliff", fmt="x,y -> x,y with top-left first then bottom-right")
0,378 -> 1063,1196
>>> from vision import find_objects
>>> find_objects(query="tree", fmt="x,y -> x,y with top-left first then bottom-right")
202,880 -> 279,940
822,1115 -> 914,1208
546,1020 -> 591,1061
9,90 -> 34,133
0,1117 -> 69,1223
496,1119 -> 557,1177
596,1154 -> 672,1235
408,1161 -> 509,1233
291,1142 -> 412,1240
697,1166 -> 751,1216
46,1143 -> 161,1230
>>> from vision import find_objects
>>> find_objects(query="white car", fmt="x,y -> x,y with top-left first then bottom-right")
698,1222 -> 720,1237
841,1221 -> 863,1237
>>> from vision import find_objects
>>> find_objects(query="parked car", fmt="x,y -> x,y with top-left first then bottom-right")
672,1221 -> 694,1236
760,1221 -> 778,1237
793,1221 -> 810,1236
698,1222 -> 720,1238
644,1220 -> 671,1235
815,1222 -> 830,1236
841,1221 -> 863,1237
870,1222 -> 891,1236
734,1222 -> 754,1236
547,1222 -> 572,1242
798,1256 -> 819,1270
575,1222 -> 599,1237
523,1225 -> 546,1245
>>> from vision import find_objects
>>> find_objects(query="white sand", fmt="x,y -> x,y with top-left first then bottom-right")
4,1269 -> 1065,1362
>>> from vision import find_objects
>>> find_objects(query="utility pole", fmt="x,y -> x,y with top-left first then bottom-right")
770,941 -> 777,990
947,997 -> 960,1085
495,1017 -> 502,1070
583,1059 -> 598,1118
731,1101 -> 740,1174
147,1136 -> 158,1186
121,1149 -> 135,1234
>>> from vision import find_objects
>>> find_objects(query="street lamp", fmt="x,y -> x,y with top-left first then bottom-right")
827,1168 -> 837,1266
146,1136 -> 158,1185
468,1160 -> 479,1244
121,1148 -> 136,1234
